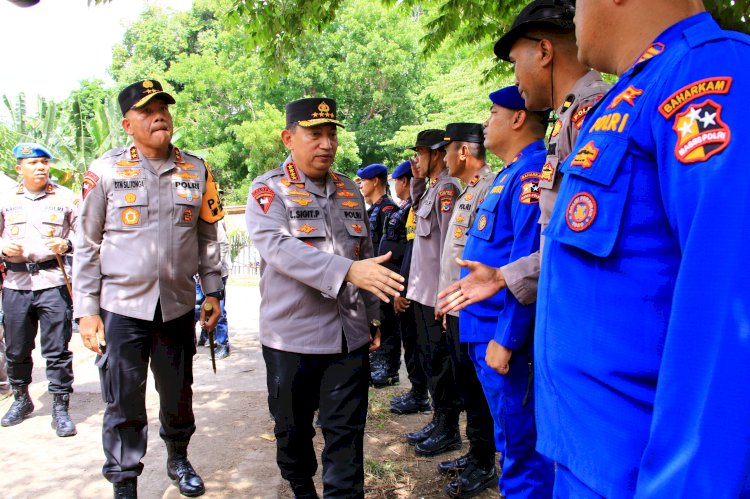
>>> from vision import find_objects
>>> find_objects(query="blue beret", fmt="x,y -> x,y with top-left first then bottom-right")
391,160 -> 412,179
13,142 -> 52,160
356,163 -> 388,179
489,86 -> 527,110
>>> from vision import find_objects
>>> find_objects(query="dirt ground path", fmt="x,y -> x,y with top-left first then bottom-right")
0,280 -> 500,499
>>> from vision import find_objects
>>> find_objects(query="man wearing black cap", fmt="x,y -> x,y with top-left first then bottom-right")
356,163 -> 401,388
434,123 -> 498,497
383,161 -> 431,415
74,79 -> 225,498
403,129 -> 462,458
439,0 -> 610,314
246,97 -> 404,498
458,86 -> 553,497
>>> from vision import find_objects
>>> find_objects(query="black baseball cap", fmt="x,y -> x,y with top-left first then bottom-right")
407,129 -> 446,151
118,79 -> 176,116
435,123 -> 484,149
285,98 -> 344,128
494,0 -> 576,62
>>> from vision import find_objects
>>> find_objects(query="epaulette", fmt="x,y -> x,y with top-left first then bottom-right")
100,146 -> 128,160
180,149 -> 206,161
256,166 -> 285,184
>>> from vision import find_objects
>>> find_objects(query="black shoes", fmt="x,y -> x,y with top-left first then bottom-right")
1,385 -> 34,427
444,462 -> 498,498
113,478 -> 137,499
51,393 -> 77,437
371,369 -> 399,388
415,413 -> 461,457
214,343 -> 230,360
166,441 -> 205,497
438,453 -> 471,474
390,390 -> 430,415
405,417 -> 438,445
290,478 -> 319,499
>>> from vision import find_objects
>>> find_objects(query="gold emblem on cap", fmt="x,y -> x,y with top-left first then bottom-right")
21,146 -> 32,155
143,80 -> 154,89
318,101 -> 330,113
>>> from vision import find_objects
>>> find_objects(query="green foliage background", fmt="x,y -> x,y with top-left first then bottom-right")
1,0 -> 746,204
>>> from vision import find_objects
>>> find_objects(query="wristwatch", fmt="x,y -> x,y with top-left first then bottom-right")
369,319 -> 381,331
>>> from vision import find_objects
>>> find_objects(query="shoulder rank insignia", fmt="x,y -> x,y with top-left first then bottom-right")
174,147 -> 183,163
253,186 -> 275,214
292,197 -> 313,206
129,146 -> 140,161
551,119 -> 563,138
329,170 -> 341,182
285,162 -> 302,182
469,175 -> 480,187
673,99 -> 730,164
571,141 -> 600,169
634,42 -> 665,67
45,183 -> 56,194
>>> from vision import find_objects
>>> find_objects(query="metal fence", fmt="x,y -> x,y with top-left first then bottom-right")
229,230 -> 260,276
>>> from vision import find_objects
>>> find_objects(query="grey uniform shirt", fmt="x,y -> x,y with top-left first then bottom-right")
406,168 -> 461,308
246,157 -> 379,355
438,165 -> 494,317
0,182 -> 78,291
73,145 -> 222,322
501,70 -> 611,305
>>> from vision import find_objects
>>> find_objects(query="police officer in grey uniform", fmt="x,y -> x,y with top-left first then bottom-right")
438,0 -> 610,312
246,97 -> 404,499
74,80 -> 224,499
0,142 -> 78,437
404,129 -> 463,457
434,123 -> 498,497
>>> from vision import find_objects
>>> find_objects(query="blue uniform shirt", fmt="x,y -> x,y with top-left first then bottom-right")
536,13 -> 750,498
460,140 -> 544,346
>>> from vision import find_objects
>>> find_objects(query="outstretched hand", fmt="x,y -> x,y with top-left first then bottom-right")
346,251 -> 405,303
437,258 -> 506,314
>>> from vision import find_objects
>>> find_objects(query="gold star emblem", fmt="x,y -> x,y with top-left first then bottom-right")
143,80 -> 154,89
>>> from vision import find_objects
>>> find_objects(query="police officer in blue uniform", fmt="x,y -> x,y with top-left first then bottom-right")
460,86 -> 553,497
535,0 -> 750,496
384,161 -> 431,415
356,163 -> 400,387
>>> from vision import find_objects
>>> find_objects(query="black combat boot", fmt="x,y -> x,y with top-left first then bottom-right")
415,411 -> 461,457
165,440 -> 205,497
371,368 -> 399,388
51,393 -> 77,437
113,477 -> 137,499
390,389 -> 430,414
405,412 -> 439,445
437,452 -> 471,474
1,385 -> 34,427
444,461 -> 498,498
290,478 -> 319,499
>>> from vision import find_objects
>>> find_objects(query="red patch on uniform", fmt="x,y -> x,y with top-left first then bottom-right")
570,141 -> 600,169
571,104 -> 593,130
82,171 -> 100,200
566,192 -> 597,232
519,181 -> 540,204
672,99 -> 730,164
382,205 -> 395,214
252,186 -> 275,214
439,192 -> 453,212
183,208 -> 193,222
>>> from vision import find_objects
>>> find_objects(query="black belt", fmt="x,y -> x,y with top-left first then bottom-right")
5,260 -> 59,273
